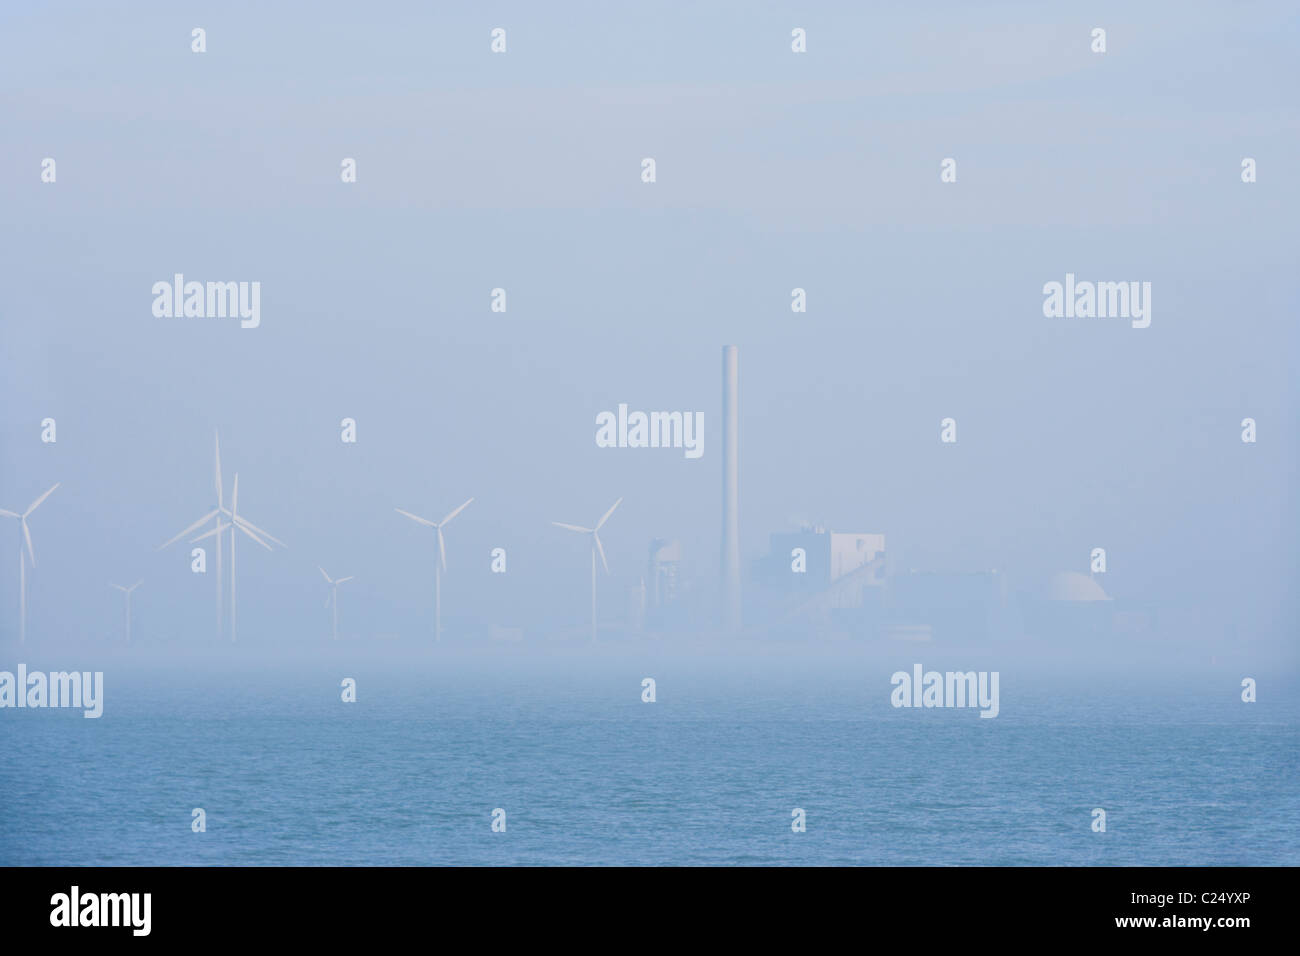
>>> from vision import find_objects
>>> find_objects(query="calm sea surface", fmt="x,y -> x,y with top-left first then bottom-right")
2,646 -> 1296,865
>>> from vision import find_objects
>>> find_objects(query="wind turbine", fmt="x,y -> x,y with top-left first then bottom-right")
158,431 -> 226,640
319,567 -> 354,641
159,433 -> 284,642
191,473 -> 277,643
110,580 -> 143,642
0,482 -> 59,643
552,497 -> 622,642
395,498 -> 473,641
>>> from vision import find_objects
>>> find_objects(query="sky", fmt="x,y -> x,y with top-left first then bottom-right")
0,1 -> 1297,651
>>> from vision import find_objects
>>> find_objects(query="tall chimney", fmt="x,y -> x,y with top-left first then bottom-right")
721,345 -> 741,633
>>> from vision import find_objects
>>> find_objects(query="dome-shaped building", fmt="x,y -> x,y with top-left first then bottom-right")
1021,571 -> 1120,643
1047,571 -> 1111,602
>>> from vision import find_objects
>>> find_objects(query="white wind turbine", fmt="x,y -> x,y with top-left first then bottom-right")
110,580 -> 143,642
552,497 -> 622,642
319,567 -> 354,641
159,433 -> 283,642
0,482 -> 59,643
158,431 -> 228,639
190,473 -> 279,643
395,498 -> 473,642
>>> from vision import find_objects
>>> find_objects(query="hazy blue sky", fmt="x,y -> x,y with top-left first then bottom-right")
1,2 -> 1296,649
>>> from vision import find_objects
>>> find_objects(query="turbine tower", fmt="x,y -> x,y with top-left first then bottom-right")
110,580 -> 143,642
553,497 -> 622,642
190,473 -> 279,643
0,482 -> 59,643
319,567 -> 354,641
396,498 -> 473,641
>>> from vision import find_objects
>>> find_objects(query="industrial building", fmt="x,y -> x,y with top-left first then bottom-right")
628,538 -> 689,634
765,526 -> 886,606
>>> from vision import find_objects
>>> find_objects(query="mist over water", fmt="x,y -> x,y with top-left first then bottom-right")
2,641 -> 1295,865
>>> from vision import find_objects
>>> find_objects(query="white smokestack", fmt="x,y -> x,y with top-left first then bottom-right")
721,345 -> 741,633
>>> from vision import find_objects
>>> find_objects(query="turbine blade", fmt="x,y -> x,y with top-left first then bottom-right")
319,566 -> 333,584
22,519 -> 35,566
111,584 -> 127,592
235,522 -> 273,551
24,482 -> 60,517
231,513 -> 285,548
552,522 -> 592,533
595,496 -> 623,530
157,509 -> 220,550
594,532 -> 609,574
131,580 -> 143,591
231,473 -> 239,518
440,498 -> 474,526
0,509 -> 18,518
438,527 -> 447,571
190,525 -> 224,543
396,508 -> 436,527
335,576 -> 354,585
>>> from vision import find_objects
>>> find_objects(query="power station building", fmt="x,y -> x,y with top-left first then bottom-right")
628,538 -> 688,634
755,526 -> 890,638
647,538 -> 682,610
766,526 -> 887,607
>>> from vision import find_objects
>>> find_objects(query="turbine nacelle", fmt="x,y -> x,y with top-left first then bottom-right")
552,496 -> 622,574
395,498 -> 473,571
1,482 -> 60,567
319,566 -> 355,590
